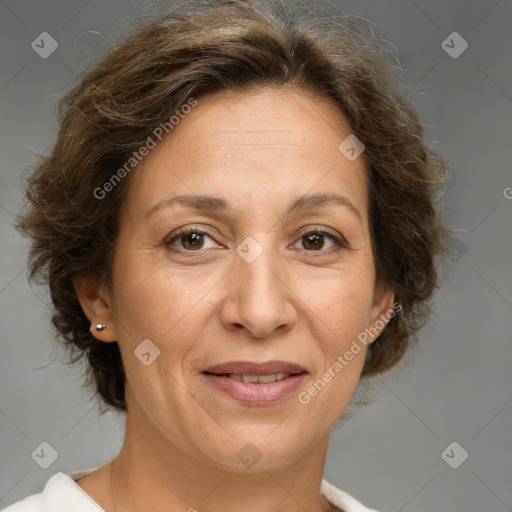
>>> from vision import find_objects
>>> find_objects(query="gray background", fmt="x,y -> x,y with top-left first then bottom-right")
1,0 -> 511,510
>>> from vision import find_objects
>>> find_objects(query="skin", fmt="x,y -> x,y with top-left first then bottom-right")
73,87 -> 395,512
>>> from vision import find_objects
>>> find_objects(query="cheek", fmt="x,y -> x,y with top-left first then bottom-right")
296,279 -> 372,417
110,264 -> 215,408
293,266 -> 375,340
292,269 -> 374,414
110,255 -> 221,362
323,295 -> 374,359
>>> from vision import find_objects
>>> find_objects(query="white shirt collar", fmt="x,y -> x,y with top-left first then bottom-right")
3,469 -> 379,512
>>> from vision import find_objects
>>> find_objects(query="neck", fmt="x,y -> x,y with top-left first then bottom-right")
111,408 -> 334,512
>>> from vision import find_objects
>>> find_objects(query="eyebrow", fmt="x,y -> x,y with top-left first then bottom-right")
144,192 -> 362,223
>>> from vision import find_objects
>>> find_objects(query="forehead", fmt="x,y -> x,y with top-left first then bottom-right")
124,88 -> 369,222
170,88 -> 356,161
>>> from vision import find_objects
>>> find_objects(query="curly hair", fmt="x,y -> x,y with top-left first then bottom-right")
15,0 -> 452,412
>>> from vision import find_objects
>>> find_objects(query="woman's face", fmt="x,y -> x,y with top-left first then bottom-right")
98,88 -> 394,470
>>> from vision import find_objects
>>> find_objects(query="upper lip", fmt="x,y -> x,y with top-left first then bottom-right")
203,360 -> 307,376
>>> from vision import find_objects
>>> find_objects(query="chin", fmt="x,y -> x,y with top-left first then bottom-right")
194,424 -> 321,473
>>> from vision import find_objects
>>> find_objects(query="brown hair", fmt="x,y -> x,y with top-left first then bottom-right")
15,0 -> 452,412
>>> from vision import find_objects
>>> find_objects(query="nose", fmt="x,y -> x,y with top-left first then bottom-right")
219,239 -> 297,340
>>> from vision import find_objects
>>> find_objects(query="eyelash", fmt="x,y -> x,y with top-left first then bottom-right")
164,225 -> 349,256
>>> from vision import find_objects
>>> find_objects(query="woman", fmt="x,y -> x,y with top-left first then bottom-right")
7,0 -> 451,510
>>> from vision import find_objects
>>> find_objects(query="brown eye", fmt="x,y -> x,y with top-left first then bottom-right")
180,232 -> 205,250
302,232 -> 326,251
166,227 -> 218,251
292,229 -> 347,253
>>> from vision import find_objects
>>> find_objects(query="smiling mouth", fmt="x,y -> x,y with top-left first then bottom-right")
207,372 -> 294,383
202,360 -> 307,376
202,362 -> 307,404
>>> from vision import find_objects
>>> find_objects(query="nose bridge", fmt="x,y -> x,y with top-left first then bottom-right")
235,234 -> 283,303
222,233 -> 295,338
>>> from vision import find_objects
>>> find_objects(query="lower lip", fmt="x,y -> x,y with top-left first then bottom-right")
203,373 -> 307,405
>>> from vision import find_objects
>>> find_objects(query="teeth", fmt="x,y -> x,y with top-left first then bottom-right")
229,373 -> 291,383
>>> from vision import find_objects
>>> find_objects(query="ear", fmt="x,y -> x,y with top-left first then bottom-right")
367,278 -> 396,344
72,274 -> 118,342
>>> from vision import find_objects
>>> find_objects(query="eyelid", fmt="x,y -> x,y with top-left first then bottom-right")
164,224 -> 223,249
165,224 -> 350,252
291,225 -> 349,247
